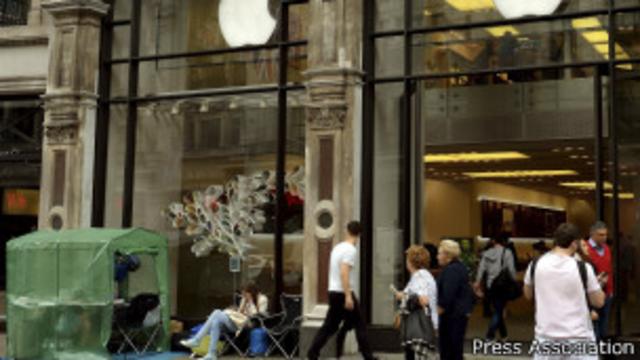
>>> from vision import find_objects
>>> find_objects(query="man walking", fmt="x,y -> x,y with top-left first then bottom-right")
524,223 -> 605,359
473,234 -> 517,341
307,220 -> 376,360
586,221 -> 613,340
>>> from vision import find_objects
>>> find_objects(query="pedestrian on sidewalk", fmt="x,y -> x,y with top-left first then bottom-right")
393,245 -> 438,360
524,223 -> 605,360
473,234 -> 516,341
585,221 -> 614,341
307,220 -> 376,360
437,240 -> 474,360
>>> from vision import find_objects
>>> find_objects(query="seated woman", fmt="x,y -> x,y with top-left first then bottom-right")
180,282 -> 268,360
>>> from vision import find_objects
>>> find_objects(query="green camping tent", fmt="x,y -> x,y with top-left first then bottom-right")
6,228 -> 170,360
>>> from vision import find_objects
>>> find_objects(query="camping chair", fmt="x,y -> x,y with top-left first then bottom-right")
113,293 -> 163,355
259,294 -> 302,359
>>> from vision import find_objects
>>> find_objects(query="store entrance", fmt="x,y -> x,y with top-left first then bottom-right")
419,67 -> 608,340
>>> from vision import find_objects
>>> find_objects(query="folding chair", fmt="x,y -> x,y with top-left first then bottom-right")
260,294 -> 302,359
113,293 -> 163,355
220,292 -> 249,356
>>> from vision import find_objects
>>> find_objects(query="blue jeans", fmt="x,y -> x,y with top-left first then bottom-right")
486,293 -> 507,340
594,296 -> 613,341
192,309 -> 237,358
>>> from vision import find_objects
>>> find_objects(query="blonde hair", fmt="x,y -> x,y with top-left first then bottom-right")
439,239 -> 461,259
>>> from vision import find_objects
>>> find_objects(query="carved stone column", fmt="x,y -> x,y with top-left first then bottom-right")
38,0 -> 109,230
300,0 -> 364,356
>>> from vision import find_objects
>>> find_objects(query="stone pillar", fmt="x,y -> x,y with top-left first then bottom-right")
300,0 -> 364,355
38,0 -> 109,230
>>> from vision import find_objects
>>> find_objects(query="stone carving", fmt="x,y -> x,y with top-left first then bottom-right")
45,121 -> 78,145
306,102 -> 347,130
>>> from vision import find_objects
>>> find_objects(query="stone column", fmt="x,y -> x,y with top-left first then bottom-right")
300,0 -> 364,355
38,0 -> 109,230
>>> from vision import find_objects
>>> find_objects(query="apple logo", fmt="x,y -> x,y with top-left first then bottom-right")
493,0 -> 563,19
218,0 -> 277,47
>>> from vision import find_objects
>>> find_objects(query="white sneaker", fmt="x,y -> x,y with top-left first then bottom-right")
180,338 -> 199,348
200,355 -> 215,360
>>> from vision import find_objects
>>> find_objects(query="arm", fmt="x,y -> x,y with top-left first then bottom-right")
523,263 -> 533,301
341,262 -> 354,310
507,251 -> 517,279
585,265 -> 605,308
437,268 -> 456,314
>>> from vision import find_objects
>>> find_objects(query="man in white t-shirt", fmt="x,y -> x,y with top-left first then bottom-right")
307,221 -> 376,360
524,223 -> 605,360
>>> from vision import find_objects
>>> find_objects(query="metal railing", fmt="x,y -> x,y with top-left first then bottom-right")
0,0 -> 30,26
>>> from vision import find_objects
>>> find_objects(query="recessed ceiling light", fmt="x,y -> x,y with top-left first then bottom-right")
559,181 -> 613,190
446,0 -> 493,12
424,151 -> 529,163
464,170 -> 577,178
604,192 -> 634,200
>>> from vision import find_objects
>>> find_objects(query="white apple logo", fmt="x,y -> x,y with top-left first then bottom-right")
219,0 -> 277,47
493,0 -> 563,19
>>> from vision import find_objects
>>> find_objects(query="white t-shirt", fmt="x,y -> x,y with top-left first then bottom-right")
524,252 -> 601,339
328,242 -> 357,293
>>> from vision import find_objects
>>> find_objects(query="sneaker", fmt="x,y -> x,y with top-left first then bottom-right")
200,355 -> 215,360
179,338 -> 199,348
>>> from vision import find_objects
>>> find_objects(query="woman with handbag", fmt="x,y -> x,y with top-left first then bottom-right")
180,282 -> 268,360
473,235 -> 516,341
393,245 -> 438,360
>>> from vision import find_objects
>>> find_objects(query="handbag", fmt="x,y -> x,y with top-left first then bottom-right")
400,295 -> 436,357
490,249 -> 522,301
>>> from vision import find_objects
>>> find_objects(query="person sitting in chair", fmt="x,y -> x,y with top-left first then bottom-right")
180,282 -> 268,360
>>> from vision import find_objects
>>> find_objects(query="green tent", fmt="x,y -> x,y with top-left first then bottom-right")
6,228 -> 170,360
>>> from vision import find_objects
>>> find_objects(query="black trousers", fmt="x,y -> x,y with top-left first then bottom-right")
307,292 -> 374,360
439,314 -> 468,360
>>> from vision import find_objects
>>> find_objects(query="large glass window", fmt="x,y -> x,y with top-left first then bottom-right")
100,0 -> 308,318
367,0 -> 640,337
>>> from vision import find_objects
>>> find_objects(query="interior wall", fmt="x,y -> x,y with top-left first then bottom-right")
424,179 -> 597,245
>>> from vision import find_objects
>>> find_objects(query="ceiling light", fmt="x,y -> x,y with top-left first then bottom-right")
446,0 -> 493,12
582,30 -> 609,43
487,26 -> 519,37
464,170 -> 577,178
605,192 -> 634,200
424,151 -> 529,163
572,17 -> 602,30
559,181 -> 613,190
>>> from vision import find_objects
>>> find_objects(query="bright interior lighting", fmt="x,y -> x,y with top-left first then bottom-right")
572,17 -> 602,29
447,0 -> 494,12
464,170 -> 578,178
559,181 -> 613,190
424,151 -> 529,163
605,193 -> 635,200
582,31 -> 609,43
487,26 -> 520,37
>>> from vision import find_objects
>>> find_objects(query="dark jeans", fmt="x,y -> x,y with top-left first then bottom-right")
439,314 -> 468,360
594,296 -> 613,341
486,293 -> 507,340
307,292 -> 374,360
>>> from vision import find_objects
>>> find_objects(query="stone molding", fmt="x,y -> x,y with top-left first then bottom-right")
42,0 -> 109,17
42,92 -> 98,145
0,76 -> 46,95
304,67 -> 364,130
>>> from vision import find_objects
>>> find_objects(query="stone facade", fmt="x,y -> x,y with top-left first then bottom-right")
38,0 -> 108,229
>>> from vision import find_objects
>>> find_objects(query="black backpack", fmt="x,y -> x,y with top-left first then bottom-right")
490,249 -> 522,301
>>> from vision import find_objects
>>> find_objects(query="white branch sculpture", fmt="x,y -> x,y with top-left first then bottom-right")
164,166 -> 304,258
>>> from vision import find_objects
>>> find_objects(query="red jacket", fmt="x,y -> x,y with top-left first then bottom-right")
587,240 -> 614,296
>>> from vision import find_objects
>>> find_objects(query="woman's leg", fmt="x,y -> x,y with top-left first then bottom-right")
192,309 -> 222,343
404,345 -> 416,360
207,311 -> 237,357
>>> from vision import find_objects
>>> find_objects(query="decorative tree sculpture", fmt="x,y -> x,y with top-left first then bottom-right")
164,166 -> 304,258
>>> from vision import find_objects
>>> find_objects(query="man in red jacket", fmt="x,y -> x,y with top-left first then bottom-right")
587,221 -> 613,341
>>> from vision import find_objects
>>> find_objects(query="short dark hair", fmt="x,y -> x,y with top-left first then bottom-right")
495,232 -> 510,245
554,223 -> 580,248
590,221 -> 607,234
347,220 -> 362,237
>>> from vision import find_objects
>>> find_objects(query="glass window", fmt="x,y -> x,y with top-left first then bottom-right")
421,70 -> 600,340
372,83 -> 406,325
411,16 -> 609,75
613,70 -> 640,337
